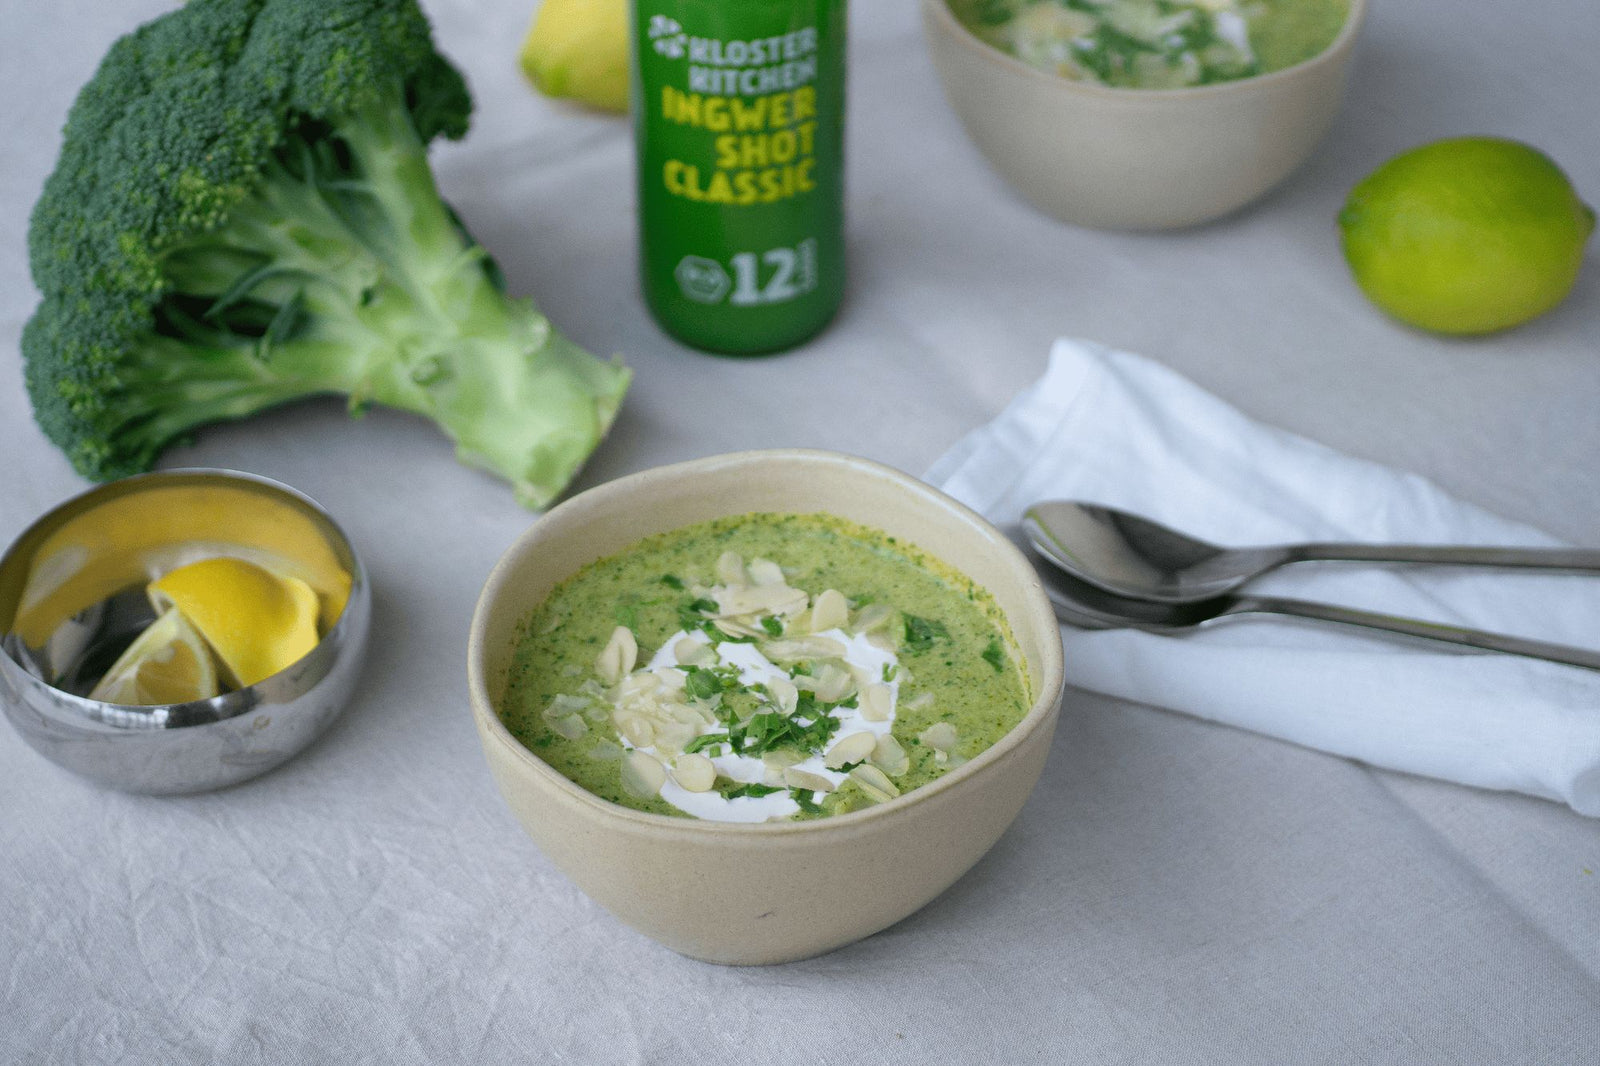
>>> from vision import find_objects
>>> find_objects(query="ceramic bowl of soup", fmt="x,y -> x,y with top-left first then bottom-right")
923,0 -> 1368,229
467,449 -> 1065,964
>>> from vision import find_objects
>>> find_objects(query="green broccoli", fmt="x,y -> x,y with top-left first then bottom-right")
23,0 -> 630,508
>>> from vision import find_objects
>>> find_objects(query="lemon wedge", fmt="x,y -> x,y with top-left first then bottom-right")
89,607 -> 220,706
148,558 -> 323,688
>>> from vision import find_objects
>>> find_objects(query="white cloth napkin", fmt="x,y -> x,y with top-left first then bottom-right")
925,338 -> 1600,816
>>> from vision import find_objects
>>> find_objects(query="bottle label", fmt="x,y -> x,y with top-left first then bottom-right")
646,17 -> 821,214
634,1 -> 846,354
675,238 -> 818,306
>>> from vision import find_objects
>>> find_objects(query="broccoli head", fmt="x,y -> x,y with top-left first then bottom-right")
23,0 -> 630,508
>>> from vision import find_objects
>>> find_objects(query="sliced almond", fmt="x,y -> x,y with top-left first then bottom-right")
747,558 -> 785,586
825,730 -> 878,769
919,721 -> 958,754
766,676 -> 799,715
851,603 -> 894,634
810,662 -> 855,704
871,733 -> 910,777
715,584 -> 807,618
665,700 -> 706,725
715,550 -> 747,586
782,768 -> 835,793
620,750 -> 667,798
850,763 -> 900,801
618,715 -> 655,748
674,636 -> 716,667
762,635 -> 848,662
617,671 -> 658,701
809,588 -> 849,632
548,715 -> 588,741
595,625 -> 638,686
860,683 -> 894,722
653,720 -> 699,755
713,617 -> 766,639
671,753 -> 716,793
543,693 -> 591,721
589,739 -> 624,761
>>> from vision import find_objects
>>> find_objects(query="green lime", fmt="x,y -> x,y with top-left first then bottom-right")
1338,137 -> 1595,335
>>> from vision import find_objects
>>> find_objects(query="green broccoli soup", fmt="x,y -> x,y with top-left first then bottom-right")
500,513 -> 1033,822
949,0 -> 1351,89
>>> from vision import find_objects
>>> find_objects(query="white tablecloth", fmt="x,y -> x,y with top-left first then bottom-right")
3,2 -> 1597,1062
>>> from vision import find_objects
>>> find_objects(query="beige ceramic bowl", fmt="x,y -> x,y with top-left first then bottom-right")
467,450 -> 1065,964
922,0 -> 1368,229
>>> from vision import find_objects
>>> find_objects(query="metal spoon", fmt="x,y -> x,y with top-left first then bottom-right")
1033,550 -> 1600,671
1024,500 -> 1600,605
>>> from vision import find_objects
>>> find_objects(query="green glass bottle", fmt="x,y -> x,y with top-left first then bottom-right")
631,0 -> 847,355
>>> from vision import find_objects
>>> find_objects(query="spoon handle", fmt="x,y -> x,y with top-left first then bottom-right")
1287,542 -> 1600,573
1233,595 -> 1600,672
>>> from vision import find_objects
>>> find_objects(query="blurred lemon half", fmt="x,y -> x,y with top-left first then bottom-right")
148,558 -> 323,689
89,607 -> 219,706
1339,137 -> 1595,335
520,0 -> 630,112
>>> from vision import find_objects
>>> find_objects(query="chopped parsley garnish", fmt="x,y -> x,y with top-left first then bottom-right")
677,596 -> 718,630
982,637 -> 1005,672
760,615 -> 785,637
881,662 -> 898,682
902,613 -> 949,654
793,790 -> 825,814
684,733 -> 730,756
660,574 -> 685,590
718,781 -> 784,800
729,708 -> 839,758
683,663 -> 740,701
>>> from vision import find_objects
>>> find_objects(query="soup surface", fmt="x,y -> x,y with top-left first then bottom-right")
501,512 -> 1032,822
949,0 -> 1351,89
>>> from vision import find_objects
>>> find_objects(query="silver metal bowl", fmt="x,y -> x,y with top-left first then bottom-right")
0,469 -> 369,794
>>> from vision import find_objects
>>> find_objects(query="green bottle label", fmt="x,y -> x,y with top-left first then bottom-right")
632,1 -> 847,355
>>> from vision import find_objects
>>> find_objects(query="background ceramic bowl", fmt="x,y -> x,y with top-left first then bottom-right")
922,0 -> 1368,230
468,449 -> 1065,964
0,469 -> 369,794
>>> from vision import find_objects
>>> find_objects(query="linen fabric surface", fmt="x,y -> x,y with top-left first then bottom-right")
926,338 -> 1600,815
2,1 -> 1597,1064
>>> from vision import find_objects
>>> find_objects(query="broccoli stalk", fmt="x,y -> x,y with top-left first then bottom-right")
23,0 -> 629,508
149,100 -> 627,506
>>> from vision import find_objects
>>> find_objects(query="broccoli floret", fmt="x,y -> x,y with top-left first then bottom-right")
23,0 -> 630,508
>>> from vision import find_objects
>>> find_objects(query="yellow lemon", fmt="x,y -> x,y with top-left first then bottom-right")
11,483 -> 352,650
89,607 -> 219,706
148,558 -> 323,688
1339,138 -> 1595,334
520,0 -> 629,112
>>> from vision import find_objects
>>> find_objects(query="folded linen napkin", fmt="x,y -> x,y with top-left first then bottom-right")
925,338 -> 1600,816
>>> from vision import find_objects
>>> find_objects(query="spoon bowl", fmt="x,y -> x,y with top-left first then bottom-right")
1023,501 -> 1600,604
